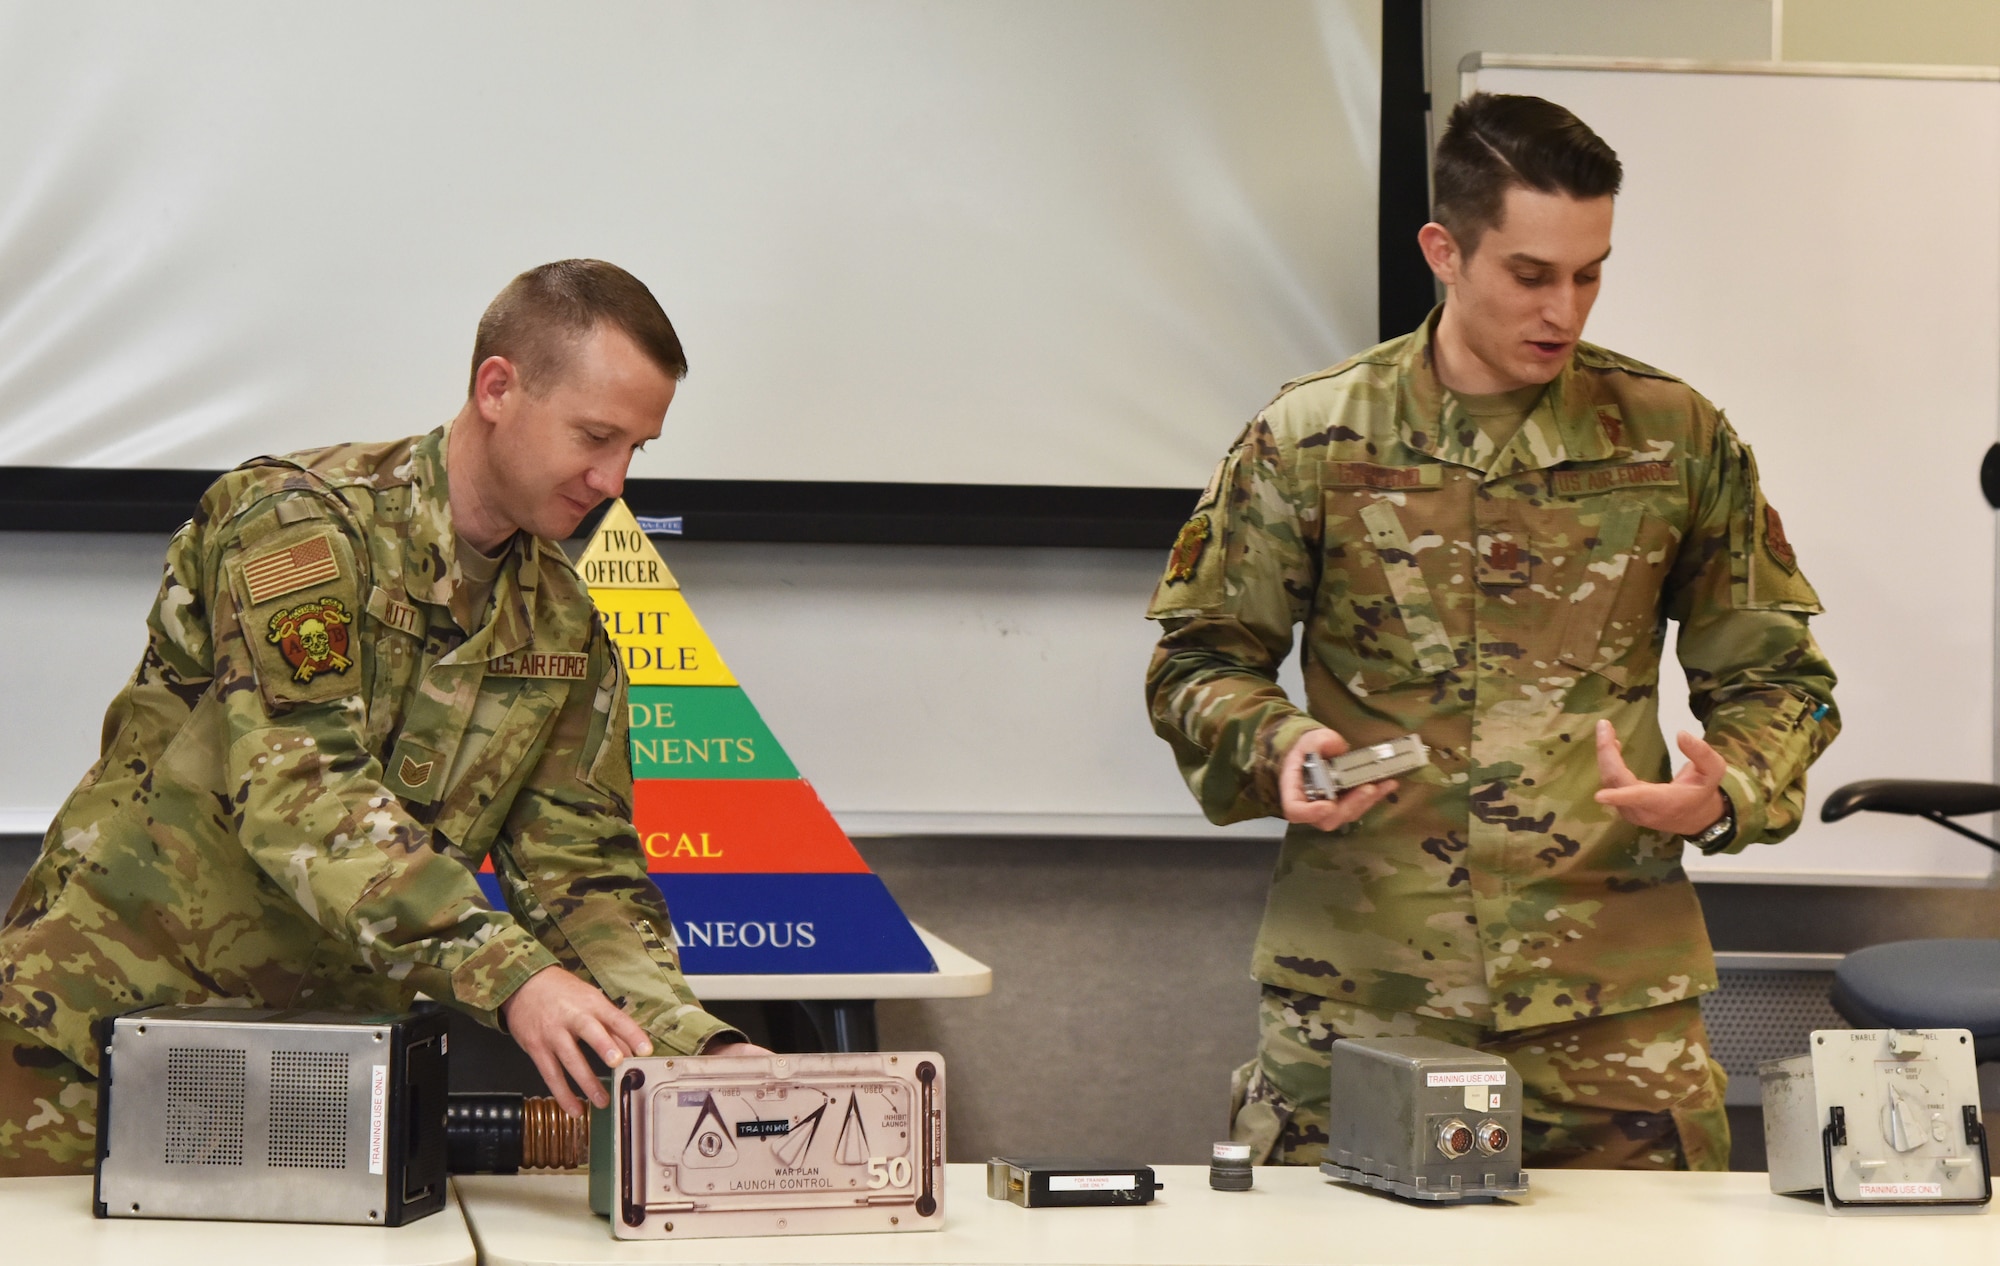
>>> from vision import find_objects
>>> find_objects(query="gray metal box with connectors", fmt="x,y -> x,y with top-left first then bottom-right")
1319,1036 -> 1528,1203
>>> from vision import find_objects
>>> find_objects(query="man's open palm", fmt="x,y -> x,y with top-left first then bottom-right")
1593,720 -> 1728,837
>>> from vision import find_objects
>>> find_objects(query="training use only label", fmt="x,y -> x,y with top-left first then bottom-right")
1425,1070 -> 1508,1088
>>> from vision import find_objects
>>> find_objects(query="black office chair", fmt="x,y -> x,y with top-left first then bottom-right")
1819,781 -> 2000,1057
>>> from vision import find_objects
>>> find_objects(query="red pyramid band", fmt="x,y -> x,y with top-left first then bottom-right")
632,779 -> 870,874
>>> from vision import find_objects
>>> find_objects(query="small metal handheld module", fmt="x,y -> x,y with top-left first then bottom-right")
1301,735 -> 1429,801
613,1051 -> 946,1240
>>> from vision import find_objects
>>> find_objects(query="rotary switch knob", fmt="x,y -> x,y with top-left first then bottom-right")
1437,1119 -> 1475,1160
1476,1119 -> 1510,1155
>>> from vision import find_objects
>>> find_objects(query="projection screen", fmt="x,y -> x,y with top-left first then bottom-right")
0,1 -> 1381,493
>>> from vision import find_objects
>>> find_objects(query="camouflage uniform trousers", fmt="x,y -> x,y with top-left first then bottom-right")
1232,985 -> 1729,1171
0,1015 -> 96,1177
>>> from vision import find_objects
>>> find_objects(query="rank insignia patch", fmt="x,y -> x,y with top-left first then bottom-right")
1476,533 -> 1528,586
399,755 -> 435,788
1166,514 -> 1211,584
1596,406 -> 1624,448
266,597 -> 354,683
1764,505 -> 1797,573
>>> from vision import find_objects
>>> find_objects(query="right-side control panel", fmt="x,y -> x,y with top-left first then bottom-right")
1762,1028 -> 1990,1216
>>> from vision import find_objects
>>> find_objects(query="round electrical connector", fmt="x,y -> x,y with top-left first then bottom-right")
1210,1142 -> 1253,1190
1436,1119 -> 1474,1160
1475,1119 -> 1509,1155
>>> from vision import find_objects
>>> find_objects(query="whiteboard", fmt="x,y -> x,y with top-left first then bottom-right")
0,535 -> 1299,845
0,0 -> 1379,490
1468,58 -> 2000,884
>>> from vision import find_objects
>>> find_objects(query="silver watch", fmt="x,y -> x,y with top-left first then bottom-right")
1686,797 -> 1735,850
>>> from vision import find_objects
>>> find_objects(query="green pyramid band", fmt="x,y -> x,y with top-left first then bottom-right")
626,685 -> 799,780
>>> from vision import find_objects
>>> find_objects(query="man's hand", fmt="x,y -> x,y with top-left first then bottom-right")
1279,727 -> 1399,832
1593,720 -> 1728,836
501,965 -> 654,1116
703,1041 -> 774,1057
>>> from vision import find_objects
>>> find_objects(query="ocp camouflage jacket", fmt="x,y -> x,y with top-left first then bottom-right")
1,426 -> 734,1072
1146,317 -> 1839,1031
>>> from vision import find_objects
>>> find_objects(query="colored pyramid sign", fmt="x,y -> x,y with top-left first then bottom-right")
579,500 -> 933,975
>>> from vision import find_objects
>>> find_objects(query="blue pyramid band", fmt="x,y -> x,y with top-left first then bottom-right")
478,871 -> 938,974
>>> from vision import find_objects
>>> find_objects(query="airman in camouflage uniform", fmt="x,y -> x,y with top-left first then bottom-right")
1147,97 -> 1837,1170
0,262 -> 744,1175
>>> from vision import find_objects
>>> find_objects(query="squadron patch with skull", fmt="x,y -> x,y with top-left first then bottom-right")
267,597 -> 354,682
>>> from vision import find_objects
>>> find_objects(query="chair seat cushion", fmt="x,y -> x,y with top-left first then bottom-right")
1832,940 -> 2000,1060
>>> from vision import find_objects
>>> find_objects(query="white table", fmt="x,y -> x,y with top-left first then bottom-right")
455,1163 -> 2000,1266
684,925 -> 992,1001
681,924 -> 991,1052
1,1175 -> 475,1265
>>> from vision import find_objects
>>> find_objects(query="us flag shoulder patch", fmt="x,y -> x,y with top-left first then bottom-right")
242,532 -> 343,606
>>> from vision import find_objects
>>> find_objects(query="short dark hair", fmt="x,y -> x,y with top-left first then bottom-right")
469,259 -> 688,396
1432,93 -> 1622,256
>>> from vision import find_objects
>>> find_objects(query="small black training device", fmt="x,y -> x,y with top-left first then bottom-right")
986,1157 -> 1160,1207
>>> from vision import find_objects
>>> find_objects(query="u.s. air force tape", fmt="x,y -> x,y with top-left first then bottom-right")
488,650 -> 590,679
1549,461 -> 1678,495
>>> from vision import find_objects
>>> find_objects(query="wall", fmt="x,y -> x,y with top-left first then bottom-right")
1430,0 -> 1775,114
0,532 -> 158,831
1432,1 -> 2000,100
1784,0 -> 2000,65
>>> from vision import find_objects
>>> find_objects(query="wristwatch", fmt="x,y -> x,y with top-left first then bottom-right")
1685,795 -> 1736,852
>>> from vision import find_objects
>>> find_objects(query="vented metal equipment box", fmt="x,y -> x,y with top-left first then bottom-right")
93,1005 -> 448,1225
